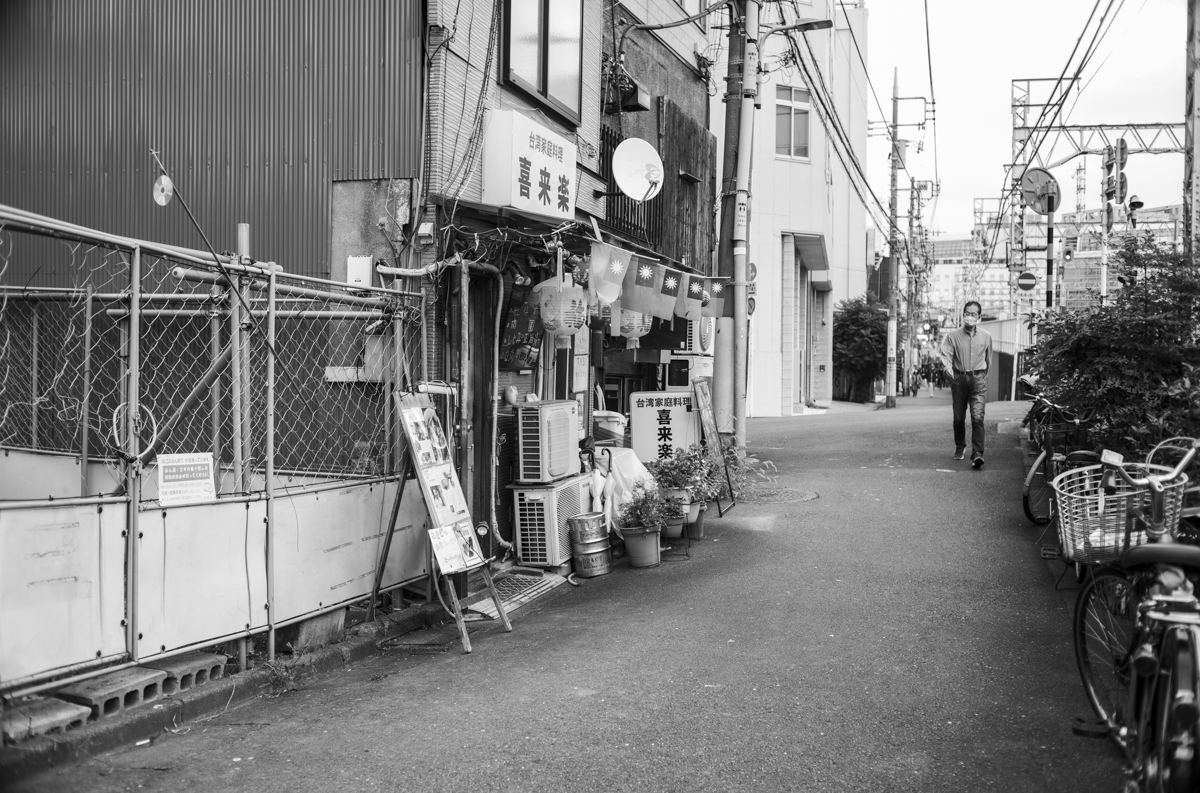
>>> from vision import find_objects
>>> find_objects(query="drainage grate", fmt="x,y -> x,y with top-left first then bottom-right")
747,488 -> 819,504
464,573 -> 566,621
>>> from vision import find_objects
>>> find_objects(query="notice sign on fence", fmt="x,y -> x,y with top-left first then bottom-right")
157,453 -> 216,506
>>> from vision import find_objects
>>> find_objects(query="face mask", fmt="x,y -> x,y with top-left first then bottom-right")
963,314 -> 979,327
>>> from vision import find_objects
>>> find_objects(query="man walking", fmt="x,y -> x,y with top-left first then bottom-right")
938,300 -> 992,469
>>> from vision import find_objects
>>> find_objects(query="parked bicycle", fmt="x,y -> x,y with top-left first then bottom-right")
1069,438 -> 1199,792
1022,392 -> 1097,527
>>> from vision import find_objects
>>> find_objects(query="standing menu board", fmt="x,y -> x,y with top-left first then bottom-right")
498,283 -> 543,371
692,377 -> 735,516
396,392 -> 485,574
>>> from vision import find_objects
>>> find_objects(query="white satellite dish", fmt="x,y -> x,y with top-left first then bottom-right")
611,138 -> 664,202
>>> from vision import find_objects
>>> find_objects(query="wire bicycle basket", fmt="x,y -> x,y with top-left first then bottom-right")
1052,463 -> 1189,565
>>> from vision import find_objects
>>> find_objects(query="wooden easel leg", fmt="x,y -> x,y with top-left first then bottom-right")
480,566 -> 512,632
444,576 -> 473,654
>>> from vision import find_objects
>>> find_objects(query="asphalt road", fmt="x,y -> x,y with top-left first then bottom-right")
14,393 -> 1124,792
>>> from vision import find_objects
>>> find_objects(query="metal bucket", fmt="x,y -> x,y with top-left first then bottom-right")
571,536 -> 611,578
568,512 -> 607,545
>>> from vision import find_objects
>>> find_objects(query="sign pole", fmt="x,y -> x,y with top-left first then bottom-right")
1046,210 -> 1055,310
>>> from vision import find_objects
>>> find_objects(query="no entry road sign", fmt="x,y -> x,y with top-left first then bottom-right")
1017,271 -> 1037,291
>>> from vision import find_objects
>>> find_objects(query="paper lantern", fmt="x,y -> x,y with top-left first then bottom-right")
534,276 -> 587,349
618,308 -> 654,349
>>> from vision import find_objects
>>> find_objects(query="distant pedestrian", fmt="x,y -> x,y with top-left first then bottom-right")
939,300 -> 992,469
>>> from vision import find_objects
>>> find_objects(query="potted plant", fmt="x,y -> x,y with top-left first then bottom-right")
616,479 -> 667,568
648,445 -> 720,527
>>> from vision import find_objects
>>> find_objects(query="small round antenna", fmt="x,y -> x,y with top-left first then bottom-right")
152,174 -> 175,207
611,138 -> 664,202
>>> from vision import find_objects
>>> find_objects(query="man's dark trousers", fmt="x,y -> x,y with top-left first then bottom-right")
950,372 -> 987,458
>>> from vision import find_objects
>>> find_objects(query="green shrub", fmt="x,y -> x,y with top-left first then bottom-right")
1029,235 -> 1200,456
833,292 -> 888,403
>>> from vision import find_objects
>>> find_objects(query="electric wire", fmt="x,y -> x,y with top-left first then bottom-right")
921,0 -> 939,226
980,0 -> 1107,268
786,31 -> 909,252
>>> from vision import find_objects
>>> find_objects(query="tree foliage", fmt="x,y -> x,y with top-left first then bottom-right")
1029,235 -> 1200,455
833,292 -> 888,403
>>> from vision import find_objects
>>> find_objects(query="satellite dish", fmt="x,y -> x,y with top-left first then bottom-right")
611,138 -> 664,202
152,175 -> 175,207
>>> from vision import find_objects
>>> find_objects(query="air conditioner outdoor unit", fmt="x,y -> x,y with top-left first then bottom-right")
515,400 -> 581,484
675,317 -> 714,356
512,474 -> 592,567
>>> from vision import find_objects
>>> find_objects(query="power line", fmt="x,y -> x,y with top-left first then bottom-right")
921,0 -> 939,225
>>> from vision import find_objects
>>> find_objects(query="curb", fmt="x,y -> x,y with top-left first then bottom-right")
0,602 -> 444,783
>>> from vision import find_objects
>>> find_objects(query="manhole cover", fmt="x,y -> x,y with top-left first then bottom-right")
745,488 -> 818,504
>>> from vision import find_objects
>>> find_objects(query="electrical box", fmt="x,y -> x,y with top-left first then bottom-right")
362,335 -> 393,383
346,255 -> 373,289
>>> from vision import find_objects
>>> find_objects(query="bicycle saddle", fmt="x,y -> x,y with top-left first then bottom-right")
1122,543 -> 1200,570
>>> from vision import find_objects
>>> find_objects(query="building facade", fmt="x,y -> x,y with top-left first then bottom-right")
710,0 -> 870,415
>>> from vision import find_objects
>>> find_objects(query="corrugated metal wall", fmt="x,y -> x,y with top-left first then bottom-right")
0,0 -> 423,278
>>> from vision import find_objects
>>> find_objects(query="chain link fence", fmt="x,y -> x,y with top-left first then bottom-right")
0,211 -> 425,501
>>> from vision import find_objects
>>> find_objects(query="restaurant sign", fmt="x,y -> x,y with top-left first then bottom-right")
482,110 -> 577,222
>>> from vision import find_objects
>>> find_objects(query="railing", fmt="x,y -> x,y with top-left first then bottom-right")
0,205 -> 430,694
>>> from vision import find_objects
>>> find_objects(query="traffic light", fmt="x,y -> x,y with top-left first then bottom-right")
1103,138 -> 1128,234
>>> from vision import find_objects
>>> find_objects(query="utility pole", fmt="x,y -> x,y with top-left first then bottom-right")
731,0 -> 760,448
885,69 -> 900,408
713,1 -> 746,436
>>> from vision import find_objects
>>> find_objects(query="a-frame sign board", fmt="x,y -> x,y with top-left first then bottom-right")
692,377 -> 735,517
374,391 -> 511,653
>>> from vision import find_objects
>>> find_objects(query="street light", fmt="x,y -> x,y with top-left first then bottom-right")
730,4 -> 832,448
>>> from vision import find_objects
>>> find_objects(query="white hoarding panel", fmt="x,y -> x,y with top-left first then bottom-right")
0,503 -> 125,682
137,500 -> 268,656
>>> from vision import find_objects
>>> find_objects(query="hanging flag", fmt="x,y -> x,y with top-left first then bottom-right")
621,255 -> 661,316
653,267 -> 683,319
675,273 -> 704,320
702,277 -> 729,318
589,241 -> 631,305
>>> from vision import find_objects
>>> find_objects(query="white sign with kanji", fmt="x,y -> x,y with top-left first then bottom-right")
629,391 -> 700,464
482,110 -> 577,222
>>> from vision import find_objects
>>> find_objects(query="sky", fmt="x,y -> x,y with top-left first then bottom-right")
862,0 -> 1188,238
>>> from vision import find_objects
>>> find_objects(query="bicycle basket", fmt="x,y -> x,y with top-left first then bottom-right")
1051,463 -> 1188,565
1039,421 -> 1092,454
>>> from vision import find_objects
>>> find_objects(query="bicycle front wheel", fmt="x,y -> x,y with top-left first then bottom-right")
1151,627 -> 1200,793
1023,448 -> 1053,526
1075,568 -> 1138,729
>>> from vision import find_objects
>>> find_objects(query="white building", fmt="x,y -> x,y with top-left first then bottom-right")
711,0 -> 870,414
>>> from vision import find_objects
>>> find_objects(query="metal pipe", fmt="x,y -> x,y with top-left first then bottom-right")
420,286 -> 428,382
266,269 -> 277,662
80,286 -> 94,496
0,494 -> 127,511
210,286 -> 223,493
171,266 -> 399,307
137,345 -> 233,464
125,246 -> 143,663
106,308 -> 383,320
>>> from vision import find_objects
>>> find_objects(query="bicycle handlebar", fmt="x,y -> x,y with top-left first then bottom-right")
1101,438 -> 1200,492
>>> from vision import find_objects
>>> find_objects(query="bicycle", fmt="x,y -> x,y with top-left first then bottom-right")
1069,439 -> 1198,792
1022,393 -> 1096,527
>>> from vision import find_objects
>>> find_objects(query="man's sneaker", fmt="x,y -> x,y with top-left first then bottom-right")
973,455 -> 985,469
953,449 -> 965,460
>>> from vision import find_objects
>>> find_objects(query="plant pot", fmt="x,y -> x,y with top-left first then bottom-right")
665,488 -> 691,507
663,515 -> 685,538
686,500 -> 702,524
622,526 -> 661,568
686,501 -> 707,539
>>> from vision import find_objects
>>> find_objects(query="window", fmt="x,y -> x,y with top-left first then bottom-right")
503,0 -> 583,124
775,86 -> 810,159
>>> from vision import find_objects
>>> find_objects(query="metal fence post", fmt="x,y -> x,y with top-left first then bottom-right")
265,268 -> 276,662
79,285 -> 94,496
209,285 -> 223,490
125,246 -> 142,662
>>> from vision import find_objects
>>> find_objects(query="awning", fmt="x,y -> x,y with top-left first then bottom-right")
811,276 -> 833,292
792,233 -> 829,272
